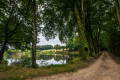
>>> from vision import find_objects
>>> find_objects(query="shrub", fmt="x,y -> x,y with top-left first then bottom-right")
0,60 -> 8,71
2,60 -> 8,65
21,58 -> 32,68
71,57 -> 81,63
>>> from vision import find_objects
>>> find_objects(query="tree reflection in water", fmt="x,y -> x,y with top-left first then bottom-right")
4,54 -> 75,66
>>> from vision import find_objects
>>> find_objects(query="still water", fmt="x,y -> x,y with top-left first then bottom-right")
4,54 -> 74,66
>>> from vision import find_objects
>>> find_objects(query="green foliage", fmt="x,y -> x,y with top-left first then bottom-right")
71,57 -> 81,63
22,49 -> 31,57
6,49 -> 21,55
0,60 -> 8,71
108,28 -> 120,56
66,40 -> 74,51
2,60 -> 8,65
54,44 -> 61,50
41,0 -> 78,42
0,0 -> 33,48
5,49 -> 31,59
21,58 -> 32,68
61,46 -> 65,51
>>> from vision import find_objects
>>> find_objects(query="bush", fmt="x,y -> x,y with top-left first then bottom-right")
21,58 -> 32,68
71,57 -> 81,63
2,60 -> 8,65
0,60 -> 8,71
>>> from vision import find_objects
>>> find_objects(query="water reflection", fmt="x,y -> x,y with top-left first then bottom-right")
37,55 -> 68,66
7,59 -> 21,65
4,54 -> 74,66
36,58 -> 66,66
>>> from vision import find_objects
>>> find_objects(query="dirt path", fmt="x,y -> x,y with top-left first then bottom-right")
28,52 -> 120,80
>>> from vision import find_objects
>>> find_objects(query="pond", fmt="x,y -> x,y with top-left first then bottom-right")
4,54 -> 75,67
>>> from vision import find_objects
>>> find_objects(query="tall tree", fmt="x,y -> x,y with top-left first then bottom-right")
32,0 -> 37,68
42,0 -> 87,57
74,0 -> 86,56
0,0 -> 33,63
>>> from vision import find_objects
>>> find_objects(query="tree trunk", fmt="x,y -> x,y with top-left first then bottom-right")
90,34 -> 97,54
0,20 -> 9,63
0,2 -> 22,63
119,0 -> 120,6
0,40 -> 8,63
115,0 -> 120,28
86,33 -> 93,56
32,0 -> 37,68
85,1 -> 93,56
74,1 -> 85,56
95,38 -> 99,54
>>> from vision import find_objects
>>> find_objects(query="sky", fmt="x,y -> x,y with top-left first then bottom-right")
37,34 -> 65,46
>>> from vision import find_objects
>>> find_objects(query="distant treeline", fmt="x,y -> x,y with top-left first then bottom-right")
37,45 -> 54,50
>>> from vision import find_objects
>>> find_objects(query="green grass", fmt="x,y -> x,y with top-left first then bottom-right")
117,58 -> 120,64
0,62 -> 83,80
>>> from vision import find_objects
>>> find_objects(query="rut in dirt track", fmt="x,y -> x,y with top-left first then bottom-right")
28,52 -> 120,80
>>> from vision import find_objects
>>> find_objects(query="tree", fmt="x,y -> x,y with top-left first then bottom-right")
32,0 -> 37,68
97,0 -> 120,56
61,46 -> 65,52
66,40 -> 74,52
0,0 -> 33,63
41,0 -> 87,57
54,44 -> 61,51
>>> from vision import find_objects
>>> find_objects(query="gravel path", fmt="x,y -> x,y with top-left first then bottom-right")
27,52 -> 120,80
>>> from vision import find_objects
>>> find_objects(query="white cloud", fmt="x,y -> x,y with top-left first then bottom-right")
37,34 -> 65,46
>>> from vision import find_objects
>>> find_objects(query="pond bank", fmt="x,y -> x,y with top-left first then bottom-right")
30,52 -> 120,80
0,53 -> 101,80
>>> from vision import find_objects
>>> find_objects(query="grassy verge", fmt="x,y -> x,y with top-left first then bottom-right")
109,53 -> 120,64
0,53 -> 101,80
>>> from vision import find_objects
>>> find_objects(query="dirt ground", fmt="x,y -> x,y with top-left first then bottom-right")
27,52 -> 120,80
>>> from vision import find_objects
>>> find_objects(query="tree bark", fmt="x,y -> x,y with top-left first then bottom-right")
0,40 -> 8,63
74,1 -> 85,56
85,32 -> 93,56
0,20 -> 9,63
32,0 -> 37,68
90,34 -> 97,54
85,0 -> 94,56
95,37 -> 99,54
115,0 -> 120,28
